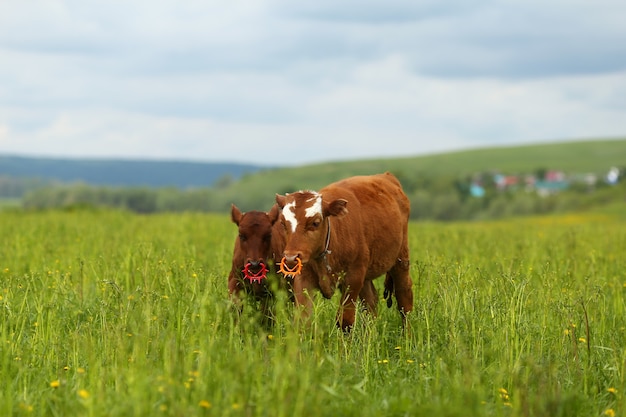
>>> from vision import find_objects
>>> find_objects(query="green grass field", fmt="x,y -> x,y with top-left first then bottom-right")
1,208 -> 625,416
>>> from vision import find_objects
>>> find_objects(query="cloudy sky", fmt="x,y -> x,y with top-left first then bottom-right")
1,1 -> 625,166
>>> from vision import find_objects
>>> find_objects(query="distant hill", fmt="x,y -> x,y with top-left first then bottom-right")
8,138 -> 626,220
216,138 -> 626,209
0,155 -> 269,188
4,139 -> 625,191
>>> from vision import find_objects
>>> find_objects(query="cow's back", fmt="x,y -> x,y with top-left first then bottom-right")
322,172 -> 409,279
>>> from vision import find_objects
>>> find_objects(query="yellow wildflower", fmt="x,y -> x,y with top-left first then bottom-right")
19,402 -> 33,412
604,409 -> 615,417
607,387 -> 617,394
78,389 -> 90,399
199,400 -> 211,409
498,388 -> 510,402
50,380 -> 61,388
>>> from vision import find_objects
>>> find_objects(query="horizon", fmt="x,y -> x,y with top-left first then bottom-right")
2,137 -> 624,167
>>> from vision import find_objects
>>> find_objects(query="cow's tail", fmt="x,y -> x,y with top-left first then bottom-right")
383,273 -> 394,308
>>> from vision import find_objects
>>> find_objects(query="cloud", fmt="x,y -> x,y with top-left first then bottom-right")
3,55 -> 623,165
277,0 -> 626,79
273,0 -> 478,23
0,1 -> 625,165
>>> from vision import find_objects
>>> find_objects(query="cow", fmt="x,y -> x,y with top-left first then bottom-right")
228,204 -> 286,320
275,172 -> 413,331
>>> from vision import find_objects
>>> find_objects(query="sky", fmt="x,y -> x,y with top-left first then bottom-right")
1,1 -> 625,167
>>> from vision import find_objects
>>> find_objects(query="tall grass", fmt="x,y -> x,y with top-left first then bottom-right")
1,208 -> 624,416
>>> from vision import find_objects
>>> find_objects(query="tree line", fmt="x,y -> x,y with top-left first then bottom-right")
4,170 -> 624,221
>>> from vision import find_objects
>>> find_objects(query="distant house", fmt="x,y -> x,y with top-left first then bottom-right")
469,167 -> 618,199
529,170 -> 568,196
470,183 -> 485,197
535,180 -> 569,197
494,174 -> 519,191
584,173 -> 598,187
568,173 -> 598,191
524,175 -> 537,191
606,167 -> 620,185
544,170 -> 566,182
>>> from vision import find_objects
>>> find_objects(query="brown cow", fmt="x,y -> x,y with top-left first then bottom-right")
275,172 -> 413,331
228,204 -> 286,318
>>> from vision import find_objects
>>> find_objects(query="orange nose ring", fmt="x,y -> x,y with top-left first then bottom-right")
279,257 -> 303,277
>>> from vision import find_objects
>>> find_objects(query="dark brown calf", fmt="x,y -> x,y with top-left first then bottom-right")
228,204 -> 286,317
275,172 -> 413,331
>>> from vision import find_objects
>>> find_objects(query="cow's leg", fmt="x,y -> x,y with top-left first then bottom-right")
383,272 -> 394,308
388,243 -> 413,324
292,274 -> 316,324
359,280 -> 378,316
385,231 -> 413,324
337,272 -> 366,331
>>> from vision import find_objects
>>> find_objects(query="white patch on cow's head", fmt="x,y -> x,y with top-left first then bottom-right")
282,200 -> 298,233
282,191 -> 322,233
305,193 -> 322,219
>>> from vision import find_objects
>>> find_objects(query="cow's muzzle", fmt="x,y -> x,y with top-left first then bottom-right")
279,255 -> 302,277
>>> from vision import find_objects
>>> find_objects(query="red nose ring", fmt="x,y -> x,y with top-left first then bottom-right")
242,262 -> 269,283
279,257 -> 303,277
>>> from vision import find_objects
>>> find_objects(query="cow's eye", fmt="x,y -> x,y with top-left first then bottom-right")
239,234 -> 247,242
311,220 -> 321,229
264,233 -> 272,243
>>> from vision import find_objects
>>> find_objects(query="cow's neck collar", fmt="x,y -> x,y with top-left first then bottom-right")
316,217 -> 332,273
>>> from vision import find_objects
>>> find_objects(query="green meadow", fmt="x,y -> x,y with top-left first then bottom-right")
1,208 -> 625,416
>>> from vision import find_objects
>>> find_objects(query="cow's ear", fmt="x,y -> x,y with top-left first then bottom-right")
275,194 -> 287,209
326,198 -> 348,217
268,204 -> 280,225
231,204 -> 243,225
